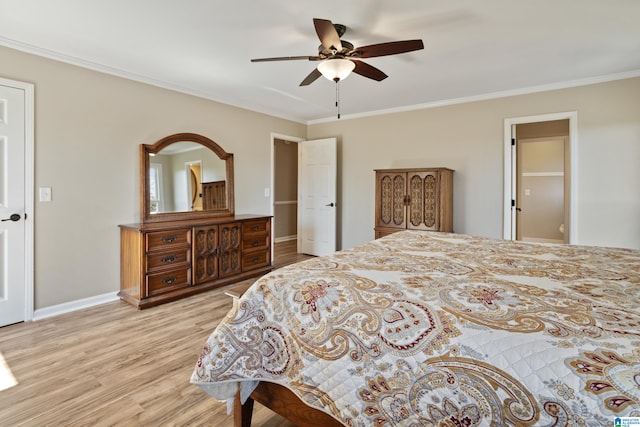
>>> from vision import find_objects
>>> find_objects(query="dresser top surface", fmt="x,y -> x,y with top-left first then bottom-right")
119,214 -> 271,231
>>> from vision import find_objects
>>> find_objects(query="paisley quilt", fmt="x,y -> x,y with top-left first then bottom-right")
191,231 -> 640,426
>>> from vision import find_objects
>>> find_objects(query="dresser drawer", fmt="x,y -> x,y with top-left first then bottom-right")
242,234 -> 269,251
146,229 -> 190,252
242,250 -> 269,271
146,249 -> 191,272
242,219 -> 269,235
146,268 -> 191,296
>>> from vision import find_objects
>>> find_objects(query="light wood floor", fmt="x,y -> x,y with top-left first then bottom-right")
0,240 -> 312,427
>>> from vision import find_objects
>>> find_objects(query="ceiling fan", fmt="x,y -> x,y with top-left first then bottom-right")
251,18 -> 424,86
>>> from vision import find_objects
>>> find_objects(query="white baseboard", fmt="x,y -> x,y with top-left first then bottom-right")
33,291 -> 120,321
274,235 -> 297,243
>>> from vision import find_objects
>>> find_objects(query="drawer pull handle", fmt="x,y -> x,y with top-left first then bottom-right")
251,257 -> 259,263
251,225 -> 260,231
161,255 -> 177,263
161,276 -> 177,284
251,241 -> 260,247
161,235 -> 177,243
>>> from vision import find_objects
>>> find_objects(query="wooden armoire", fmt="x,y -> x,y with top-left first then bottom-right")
202,180 -> 226,210
374,168 -> 453,238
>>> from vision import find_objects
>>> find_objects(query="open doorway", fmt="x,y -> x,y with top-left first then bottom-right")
271,134 -> 304,265
273,138 -> 299,243
516,131 -> 567,243
270,134 -> 338,258
504,112 -> 577,244
186,161 -> 202,211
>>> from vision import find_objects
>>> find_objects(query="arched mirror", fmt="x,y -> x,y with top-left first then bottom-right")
141,133 -> 234,223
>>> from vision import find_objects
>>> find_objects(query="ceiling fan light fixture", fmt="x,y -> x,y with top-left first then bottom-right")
317,58 -> 355,82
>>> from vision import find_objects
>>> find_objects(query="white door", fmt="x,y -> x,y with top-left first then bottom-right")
0,82 -> 28,326
298,138 -> 337,256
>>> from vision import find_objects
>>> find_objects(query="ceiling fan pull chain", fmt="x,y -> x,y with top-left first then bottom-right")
336,80 -> 341,119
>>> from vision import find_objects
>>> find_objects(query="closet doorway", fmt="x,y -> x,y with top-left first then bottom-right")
504,112 -> 577,244
516,135 -> 567,243
271,134 -> 338,257
273,137 -> 300,244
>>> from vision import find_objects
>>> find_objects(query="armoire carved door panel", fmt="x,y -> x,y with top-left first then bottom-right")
218,222 -> 241,278
407,172 -> 439,231
377,171 -> 407,230
193,226 -> 219,284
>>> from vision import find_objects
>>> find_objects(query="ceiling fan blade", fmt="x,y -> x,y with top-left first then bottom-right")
353,40 -> 424,58
251,55 -> 321,62
313,18 -> 342,52
299,68 -> 323,86
351,60 -> 388,81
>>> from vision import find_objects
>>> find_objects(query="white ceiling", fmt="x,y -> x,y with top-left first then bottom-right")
2,0 -> 639,123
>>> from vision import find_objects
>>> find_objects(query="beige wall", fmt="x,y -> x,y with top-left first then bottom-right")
308,77 -> 640,251
3,43 -> 639,310
0,45 -> 306,309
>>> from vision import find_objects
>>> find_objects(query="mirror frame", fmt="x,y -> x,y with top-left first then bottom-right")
141,132 -> 235,223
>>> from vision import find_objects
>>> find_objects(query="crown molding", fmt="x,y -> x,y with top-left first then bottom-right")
3,36 -> 639,127
307,69 -> 640,125
0,37 -> 308,124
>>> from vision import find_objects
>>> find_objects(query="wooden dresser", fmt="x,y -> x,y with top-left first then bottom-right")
119,215 -> 271,309
375,168 -> 453,239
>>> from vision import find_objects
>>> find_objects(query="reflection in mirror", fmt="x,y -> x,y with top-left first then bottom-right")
141,133 -> 234,223
149,142 -> 227,214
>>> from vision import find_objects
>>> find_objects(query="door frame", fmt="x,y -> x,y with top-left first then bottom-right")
270,133 -> 305,258
0,76 -> 35,322
503,111 -> 577,244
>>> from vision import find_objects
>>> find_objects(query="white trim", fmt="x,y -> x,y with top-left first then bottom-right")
0,76 -> 35,322
0,36 -> 309,124
32,292 -> 119,321
2,35 -> 639,125
521,172 -> 564,177
503,112 -> 578,244
309,70 -> 640,124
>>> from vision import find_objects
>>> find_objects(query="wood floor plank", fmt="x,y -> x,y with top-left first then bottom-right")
0,241 -> 312,426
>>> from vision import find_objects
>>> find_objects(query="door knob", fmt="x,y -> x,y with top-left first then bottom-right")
325,202 -> 335,207
1,213 -> 21,222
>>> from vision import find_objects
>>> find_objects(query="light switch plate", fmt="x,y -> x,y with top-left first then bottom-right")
39,187 -> 52,202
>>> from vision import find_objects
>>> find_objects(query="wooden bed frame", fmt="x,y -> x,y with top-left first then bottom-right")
233,382 -> 344,427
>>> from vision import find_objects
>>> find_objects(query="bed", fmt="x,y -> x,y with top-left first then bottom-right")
191,230 -> 640,426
